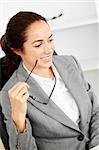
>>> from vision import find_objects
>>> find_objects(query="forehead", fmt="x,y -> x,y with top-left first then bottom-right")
25,21 -> 52,40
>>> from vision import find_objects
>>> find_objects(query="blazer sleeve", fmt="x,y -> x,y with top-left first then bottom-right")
72,56 -> 99,149
0,90 -> 37,150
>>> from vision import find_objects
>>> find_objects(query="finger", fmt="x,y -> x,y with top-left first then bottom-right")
22,92 -> 29,101
17,87 -> 29,97
9,82 -> 29,93
16,91 -> 29,103
9,82 -> 24,92
8,82 -> 29,97
10,86 -> 28,99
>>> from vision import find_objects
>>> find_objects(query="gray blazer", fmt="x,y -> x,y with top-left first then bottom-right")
0,55 -> 99,150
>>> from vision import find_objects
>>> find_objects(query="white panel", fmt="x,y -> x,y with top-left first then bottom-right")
0,0 -> 98,67
95,0 -> 99,21
0,0 -> 98,36
53,23 -> 99,70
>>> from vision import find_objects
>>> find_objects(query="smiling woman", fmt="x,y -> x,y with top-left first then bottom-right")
0,11 -> 99,150
21,20 -> 54,76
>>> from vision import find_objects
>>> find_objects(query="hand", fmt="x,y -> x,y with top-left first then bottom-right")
8,82 -> 29,132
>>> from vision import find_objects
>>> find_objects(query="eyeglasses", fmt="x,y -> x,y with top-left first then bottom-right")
25,60 -> 56,100
25,60 -> 38,83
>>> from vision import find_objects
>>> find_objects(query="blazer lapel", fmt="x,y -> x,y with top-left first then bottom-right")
17,62 -> 80,131
53,55 -> 92,130
28,95 -> 81,132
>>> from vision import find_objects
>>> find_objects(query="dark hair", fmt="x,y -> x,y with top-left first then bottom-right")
0,11 -> 47,82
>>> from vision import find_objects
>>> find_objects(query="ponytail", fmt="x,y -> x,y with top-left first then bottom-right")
0,35 -> 21,81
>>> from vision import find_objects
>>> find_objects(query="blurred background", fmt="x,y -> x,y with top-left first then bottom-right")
0,0 -> 99,97
0,0 -> 98,97
0,0 -> 99,149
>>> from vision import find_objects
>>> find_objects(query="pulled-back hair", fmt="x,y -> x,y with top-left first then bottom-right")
0,11 -> 47,85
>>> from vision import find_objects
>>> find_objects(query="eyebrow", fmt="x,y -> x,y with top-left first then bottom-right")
32,34 -> 53,44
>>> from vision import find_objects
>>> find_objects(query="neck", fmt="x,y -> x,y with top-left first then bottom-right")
23,61 -> 55,80
33,67 -> 55,80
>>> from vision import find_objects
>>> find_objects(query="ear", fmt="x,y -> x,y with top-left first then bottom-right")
11,48 -> 22,56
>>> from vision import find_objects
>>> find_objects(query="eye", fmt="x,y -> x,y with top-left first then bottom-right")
49,39 -> 54,42
34,43 -> 42,48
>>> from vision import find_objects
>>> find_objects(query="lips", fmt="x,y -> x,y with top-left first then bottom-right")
40,55 -> 52,61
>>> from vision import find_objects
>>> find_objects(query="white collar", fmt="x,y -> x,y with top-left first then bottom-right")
22,62 -> 61,81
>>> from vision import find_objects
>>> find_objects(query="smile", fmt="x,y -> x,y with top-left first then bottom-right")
40,55 -> 51,61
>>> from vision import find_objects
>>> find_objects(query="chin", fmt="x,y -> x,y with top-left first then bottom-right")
42,61 -> 52,68
45,62 -> 52,68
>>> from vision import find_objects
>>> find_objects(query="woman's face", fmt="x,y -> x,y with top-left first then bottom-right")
20,20 -> 54,71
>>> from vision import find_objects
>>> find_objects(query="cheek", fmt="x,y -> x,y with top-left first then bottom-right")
21,50 -> 34,62
25,51 -> 42,62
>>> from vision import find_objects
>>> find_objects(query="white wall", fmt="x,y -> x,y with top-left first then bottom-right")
0,0 -> 98,61
53,23 -> 99,71
0,0 -> 99,98
0,0 -> 98,35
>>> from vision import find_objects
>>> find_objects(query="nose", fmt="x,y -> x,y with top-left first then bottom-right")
43,42 -> 52,54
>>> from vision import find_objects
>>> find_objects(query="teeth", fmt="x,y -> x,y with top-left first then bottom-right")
43,57 -> 50,60
41,56 -> 51,60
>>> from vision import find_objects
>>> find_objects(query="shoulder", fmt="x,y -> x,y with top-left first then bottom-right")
1,61 -> 25,92
53,55 -> 80,69
1,70 -> 18,92
0,70 -> 18,113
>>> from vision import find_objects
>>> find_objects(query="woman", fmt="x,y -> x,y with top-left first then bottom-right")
0,11 -> 99,150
